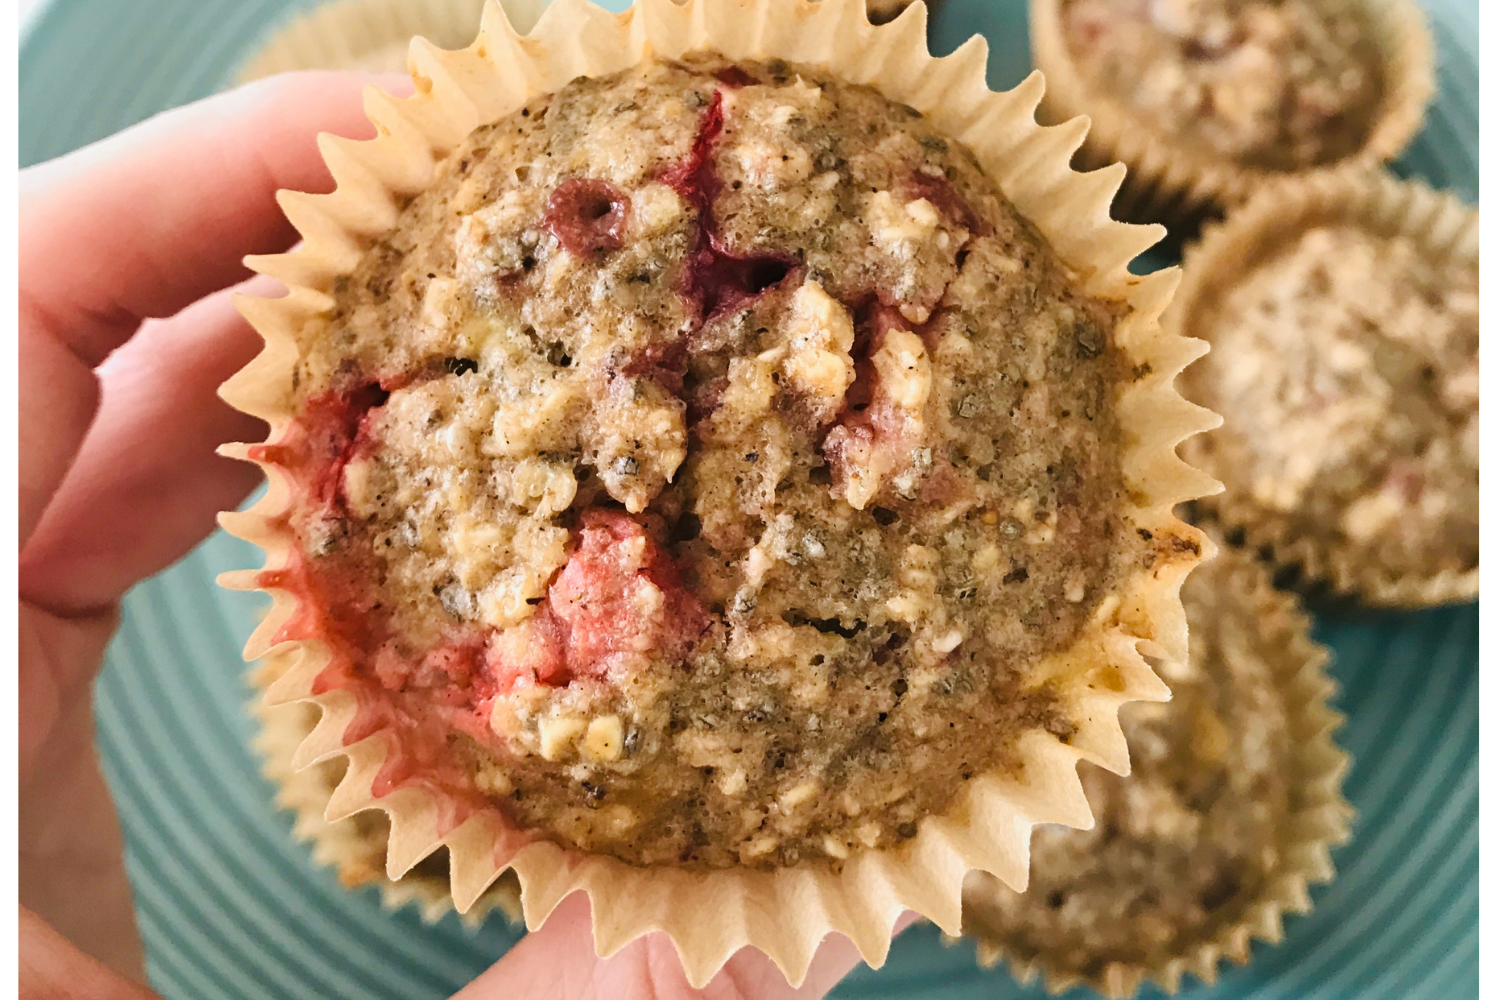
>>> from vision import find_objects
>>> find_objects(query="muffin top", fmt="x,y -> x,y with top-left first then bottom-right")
962,547 -> 1297,976
1062,0 -> 1381,170
1184,223 -> 1478,580
261,56 -> 1151,870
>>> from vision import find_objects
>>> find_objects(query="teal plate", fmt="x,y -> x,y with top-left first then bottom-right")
20,2 -> 1478,997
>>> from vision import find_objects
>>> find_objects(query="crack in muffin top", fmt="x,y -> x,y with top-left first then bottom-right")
260,56 -> 1148,869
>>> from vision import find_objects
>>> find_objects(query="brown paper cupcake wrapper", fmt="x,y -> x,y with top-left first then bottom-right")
216,0 -> 1220,985
1028,0 -> 1435,225
235,0 -> 546,82
958,542 -> 1355,998
249,655 -> 523,926
1173,169 -> 1477,608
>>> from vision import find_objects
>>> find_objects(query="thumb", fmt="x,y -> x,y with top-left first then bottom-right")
452,892 -> 920,1000
20,908 -> 160,1000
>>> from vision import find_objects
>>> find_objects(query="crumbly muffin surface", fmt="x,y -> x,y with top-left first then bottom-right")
263,57 -> 1145,869
962,550 -> 1293,974
1186,224 -> 1478,579
1063,0 -> 1381,170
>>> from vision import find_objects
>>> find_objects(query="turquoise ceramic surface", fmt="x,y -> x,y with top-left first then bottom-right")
20,2 -> 1478,997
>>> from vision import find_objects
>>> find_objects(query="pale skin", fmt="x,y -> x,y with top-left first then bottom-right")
18,70 -> 913,1000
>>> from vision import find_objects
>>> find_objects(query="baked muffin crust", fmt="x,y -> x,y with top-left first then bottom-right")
1185,223 -> 1478,581
259,57 -> 1149,869
1062,0 -> 1381,170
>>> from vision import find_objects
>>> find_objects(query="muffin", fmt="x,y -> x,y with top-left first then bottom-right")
962,542 -> 1353,998
1029,0 -> 1433,221
251,657 -> 522,925
247,53 -> 1175,870
1175,171 -> 1477,605
221,0 -> 1217,983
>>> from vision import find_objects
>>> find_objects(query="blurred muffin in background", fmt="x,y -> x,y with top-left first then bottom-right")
962,542 -> 1352,998
237,0 -> 933,80
1028,0 -> 1433,222
1175,171 -> 1477,606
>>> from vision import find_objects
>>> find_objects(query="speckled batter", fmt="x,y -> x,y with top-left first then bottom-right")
259,57 -> 1149,869
1184,224 -> 1478,580
962,548 -> 1295,976
1063,0 -> 1381,169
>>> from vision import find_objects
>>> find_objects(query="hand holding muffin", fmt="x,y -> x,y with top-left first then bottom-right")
17,66 -> 896,1000
222,0 -> 1218,985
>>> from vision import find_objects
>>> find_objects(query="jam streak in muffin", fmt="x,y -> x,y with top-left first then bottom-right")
260,413 -> 709,690
666,91 -> 800,328
253,383 -> 390,509
258,410 -> 709,826
655,85 -> 992,504
490,510 -> 710,688
617,88 -> 801,399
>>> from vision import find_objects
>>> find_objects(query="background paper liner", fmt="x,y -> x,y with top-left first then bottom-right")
236,0 -> 546,81
1172,169 -> 1477,608
234,0 -> 922,82
1027,0 -> 1435,226
216,0 -> 1220,985
957,542 -> 1355,998
864,0 -> 926,24
250,654 -> 523,926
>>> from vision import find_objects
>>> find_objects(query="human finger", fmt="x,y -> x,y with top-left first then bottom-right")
19,907 -> 160,1000
453,892 -> 921,1000
19,69 -> 410,368
17,71 -> 408,550
18,321 -> 102,546
19,276 -> 278,615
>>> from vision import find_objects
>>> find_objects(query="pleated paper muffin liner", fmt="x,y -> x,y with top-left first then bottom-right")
217,0 -> 1220,985
233,0 -> 924,82
235,0 -> 546,82
864,0 -> 928,25
250,653 -> 523,926
959,542 -> 1355,998
1027,0 -> 1434,226
1173,170 -> 1477,608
